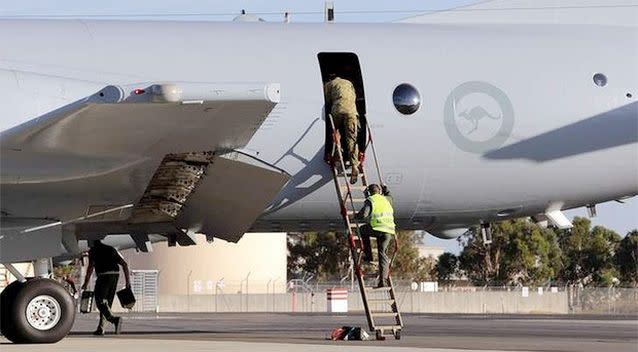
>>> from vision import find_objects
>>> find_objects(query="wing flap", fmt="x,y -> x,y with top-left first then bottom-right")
175,151 -> 290,243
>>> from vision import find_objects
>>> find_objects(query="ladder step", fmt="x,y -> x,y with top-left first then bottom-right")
374,325 -> 401,331
365,286 -> 392,291
372,312 -> 400,318
341,185 -> 367,191
368,299 -> 395,304
345,198 -> 366,203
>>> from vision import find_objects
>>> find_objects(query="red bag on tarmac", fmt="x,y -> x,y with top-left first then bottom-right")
330,328 -> 345,340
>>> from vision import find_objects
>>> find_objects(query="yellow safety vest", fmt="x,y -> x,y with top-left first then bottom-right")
368,194 -> 396,235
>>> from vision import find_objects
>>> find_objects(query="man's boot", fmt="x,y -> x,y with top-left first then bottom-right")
350,168 -> 359,184
114,317 -> 122,335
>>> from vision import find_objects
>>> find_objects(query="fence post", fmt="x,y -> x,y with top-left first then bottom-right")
186,270 -> 192,312
273,277 -> 279,312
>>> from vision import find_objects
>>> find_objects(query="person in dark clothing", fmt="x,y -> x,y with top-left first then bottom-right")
81,240 -> 131,336
356,184 -> 396,288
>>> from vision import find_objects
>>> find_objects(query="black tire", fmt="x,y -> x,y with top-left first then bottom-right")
1,280 -> 26,341
8,278 -> 75,344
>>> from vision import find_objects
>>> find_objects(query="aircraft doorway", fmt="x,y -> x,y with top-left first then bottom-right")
318,52 -> 368,163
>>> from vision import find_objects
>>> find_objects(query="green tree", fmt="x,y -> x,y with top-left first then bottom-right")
557,217 -> 621,286
287,232 -> 350,280
391,231 -> 424,279
614,230 -> 638,287
287,230 -> 428,281
414,256 -> 437,282
458,219 -> 561,286
435,252 -> 458,283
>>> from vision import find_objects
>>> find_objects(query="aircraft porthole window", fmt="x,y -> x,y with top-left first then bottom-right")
627,93 -> 633,99
392,83 -> 421,115
593,73 -> 607,87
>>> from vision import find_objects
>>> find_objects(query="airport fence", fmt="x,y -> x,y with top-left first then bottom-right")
566,286 -> 638,314
112,279 -> 638,315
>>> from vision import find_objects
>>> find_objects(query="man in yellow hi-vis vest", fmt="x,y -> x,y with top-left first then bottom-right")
324,72 -> 360,184
356,184 -> 396,287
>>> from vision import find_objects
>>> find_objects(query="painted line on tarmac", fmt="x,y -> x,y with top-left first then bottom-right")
0,338 -> 532,352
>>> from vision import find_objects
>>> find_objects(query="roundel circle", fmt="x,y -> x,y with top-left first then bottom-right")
443,81 -> 515,154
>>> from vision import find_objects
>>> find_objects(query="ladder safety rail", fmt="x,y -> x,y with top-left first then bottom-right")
365,122 -> 385,188
327,113 -> 403,340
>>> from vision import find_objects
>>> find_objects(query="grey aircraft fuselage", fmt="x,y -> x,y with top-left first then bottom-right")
0,20 -> 637,255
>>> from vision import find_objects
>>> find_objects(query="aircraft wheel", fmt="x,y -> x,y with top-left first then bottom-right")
1,279 -> 25,342
3,278 -> 75,343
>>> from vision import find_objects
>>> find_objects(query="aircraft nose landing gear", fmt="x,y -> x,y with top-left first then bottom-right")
1,277 -> 75,343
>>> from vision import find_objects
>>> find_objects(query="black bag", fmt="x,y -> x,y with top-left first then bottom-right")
340,326 -> 368,340
80,291 -> 94,313
116,287 -> 136,309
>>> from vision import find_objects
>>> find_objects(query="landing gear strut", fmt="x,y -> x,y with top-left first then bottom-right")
1,267 -> 75,343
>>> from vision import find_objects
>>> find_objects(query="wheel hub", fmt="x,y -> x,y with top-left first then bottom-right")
26,295 -> 61,331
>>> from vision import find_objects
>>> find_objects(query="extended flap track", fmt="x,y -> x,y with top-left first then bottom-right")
130,152 -> 214,224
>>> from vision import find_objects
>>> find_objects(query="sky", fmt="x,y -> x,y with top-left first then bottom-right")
0,0 -> 480,22
1,0 -> 636,253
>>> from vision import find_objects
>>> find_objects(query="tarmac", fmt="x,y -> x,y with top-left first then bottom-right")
2,313 -> 637,352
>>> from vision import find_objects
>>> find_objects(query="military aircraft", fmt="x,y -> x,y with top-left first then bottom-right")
0,3 -> 637,343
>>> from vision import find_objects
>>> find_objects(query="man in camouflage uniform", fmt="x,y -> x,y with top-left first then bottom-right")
324,73 -> 360,184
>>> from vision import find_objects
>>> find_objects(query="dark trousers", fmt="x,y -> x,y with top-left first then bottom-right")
94,273 -> 119,331
360,225 -> 393,283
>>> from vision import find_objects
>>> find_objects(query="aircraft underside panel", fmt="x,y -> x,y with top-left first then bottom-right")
0,226 -> 63,263
69,151 -> 290,244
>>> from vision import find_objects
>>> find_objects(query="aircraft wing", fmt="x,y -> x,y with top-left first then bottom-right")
1,81 -> 281,158
0,81 -> 289,261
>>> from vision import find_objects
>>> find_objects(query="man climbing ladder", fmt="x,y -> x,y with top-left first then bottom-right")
356,184 -> 396,288
324,70 -> 361,184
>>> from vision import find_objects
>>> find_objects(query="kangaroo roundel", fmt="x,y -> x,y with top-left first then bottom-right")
444,81 -> 514,153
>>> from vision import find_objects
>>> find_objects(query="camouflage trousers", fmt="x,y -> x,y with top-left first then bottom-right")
332,112 -> 359,175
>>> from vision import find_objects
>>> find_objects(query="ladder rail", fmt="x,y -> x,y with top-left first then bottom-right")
327,113 -> 402,338
364,115 -> 403,330
387,276 -> 404,328
328,115 -> 361,232
365,119 -> 384,187
328,114 -> 368,269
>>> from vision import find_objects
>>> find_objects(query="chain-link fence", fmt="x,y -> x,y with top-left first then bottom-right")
567,287 -> 638,314
121,278 -> 637,314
